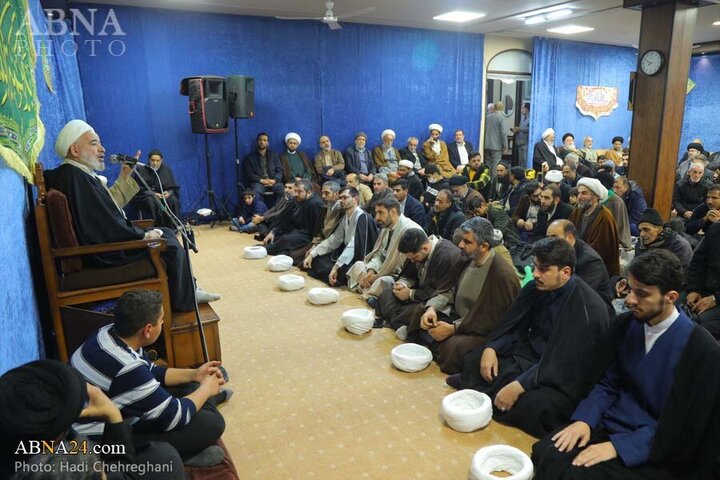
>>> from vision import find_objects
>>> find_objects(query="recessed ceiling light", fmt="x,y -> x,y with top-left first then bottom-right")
713,20 -> 720,26
547,25 -> 594,34
546,9 -> 573,20
433,11 -> 486,23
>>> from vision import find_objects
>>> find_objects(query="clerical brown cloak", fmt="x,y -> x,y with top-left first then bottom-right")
569,205 -> 620,276
434,252 -> 520,374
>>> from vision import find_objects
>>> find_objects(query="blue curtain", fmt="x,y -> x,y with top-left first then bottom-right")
1,0 -> 87,373
73,5 -> 484,212
529,37 -> 637,166
680,54 -> 720,155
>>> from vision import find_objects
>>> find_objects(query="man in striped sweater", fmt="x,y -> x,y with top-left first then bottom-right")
72,290 -> 229,466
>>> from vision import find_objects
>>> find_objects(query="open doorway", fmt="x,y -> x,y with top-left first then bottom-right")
486,49 -> 532,166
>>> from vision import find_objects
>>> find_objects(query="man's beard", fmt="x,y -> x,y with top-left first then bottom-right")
632,299 -> 665,324
578,199 -> 592,210
81,152 -> 104,172
461,248 -> 480,260
497,175 -> 508,184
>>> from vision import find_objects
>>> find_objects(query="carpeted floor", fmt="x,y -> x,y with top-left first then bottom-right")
188,224 -> 536,479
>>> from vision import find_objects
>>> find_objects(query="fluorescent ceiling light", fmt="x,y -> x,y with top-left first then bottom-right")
525,15 -> 546,25
547,25 -> 594,34
520,4 -> 572,19
433,11 -> 485,23
546,8 -> 573,20
713,20 -> 720,26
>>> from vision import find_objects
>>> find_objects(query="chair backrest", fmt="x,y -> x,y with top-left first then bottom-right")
34,162 -> 83,274
45,189 -> 83,273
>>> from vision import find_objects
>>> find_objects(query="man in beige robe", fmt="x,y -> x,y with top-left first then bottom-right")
347,196 -> 422,301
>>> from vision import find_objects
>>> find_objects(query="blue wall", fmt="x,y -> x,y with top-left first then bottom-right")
1,0 -> 86,373
529,37 -> 637,163
73,5 -> 484,212
681,53 -> 720,155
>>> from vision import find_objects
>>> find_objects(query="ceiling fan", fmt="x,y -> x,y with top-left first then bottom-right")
276,1 -> 376,30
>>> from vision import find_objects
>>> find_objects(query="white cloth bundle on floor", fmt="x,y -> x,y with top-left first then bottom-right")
390,343 -> 432,372
469,445 -> 533,480
243,246 -> 268,259
307,287 -> 339,305
267,255 -> 294,271
441,389 -> 493,432
341,308 -> 374,335
277,274 -> 305,291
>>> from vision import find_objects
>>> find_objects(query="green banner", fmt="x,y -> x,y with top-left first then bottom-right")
0,0 -> 44,183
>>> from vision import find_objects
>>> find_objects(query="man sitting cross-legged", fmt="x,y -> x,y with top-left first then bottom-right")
264,179 -> 325,256
302,186 -> 378,287
447,237 -> 615,438
375,228 -> 467,334
407,217 -> 519,374
532,250 -> 720,480
71,290 -> 230,467
346,197 -> 423,305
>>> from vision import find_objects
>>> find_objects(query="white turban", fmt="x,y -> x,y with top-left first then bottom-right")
285,132 -> 301,145
428,123 -> 443,133
542,128 -> 555,139
381,129 -> 396,140
544,170 -> 563,183
55,119 -> 95,159
577,177 -> 608,202
398,159 -> 414,169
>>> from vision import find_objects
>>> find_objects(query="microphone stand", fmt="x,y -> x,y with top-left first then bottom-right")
131,163 -> 209,363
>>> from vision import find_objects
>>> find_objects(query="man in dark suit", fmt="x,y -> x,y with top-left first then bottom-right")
533,184 -> 573,241
392,179 -> 426,229
243,132 -> 284,205
448,129 -> 475,171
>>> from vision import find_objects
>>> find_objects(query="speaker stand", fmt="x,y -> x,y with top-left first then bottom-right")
191,133 -> 235,228
233,117 -> 244,210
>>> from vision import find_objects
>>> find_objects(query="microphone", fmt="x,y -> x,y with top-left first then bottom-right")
109,154 -> 145,166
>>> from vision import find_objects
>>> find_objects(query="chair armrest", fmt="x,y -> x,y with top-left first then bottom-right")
53,239 -> 167,258
132,219 -> 155,229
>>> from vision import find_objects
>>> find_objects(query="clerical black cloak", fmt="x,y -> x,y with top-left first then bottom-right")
461,277 -> 616,437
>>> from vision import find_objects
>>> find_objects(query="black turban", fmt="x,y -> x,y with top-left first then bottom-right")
611,136 -> 624,144
147,149 -> 164,159
687,142 -> 704,153
0,360 -> 87,443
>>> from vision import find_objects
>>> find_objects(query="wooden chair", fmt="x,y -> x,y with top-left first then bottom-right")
33,162 -> 177,364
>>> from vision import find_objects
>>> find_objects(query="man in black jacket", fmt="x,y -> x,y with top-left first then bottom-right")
392,179 -> 426,229
672,163 -> 712,220
243,132 -> 284,205
447,129 -> 475,170
425,189 -> 465,241
533,250 -> 720,480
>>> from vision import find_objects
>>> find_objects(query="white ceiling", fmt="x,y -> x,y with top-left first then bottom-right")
71,0 -> 720,47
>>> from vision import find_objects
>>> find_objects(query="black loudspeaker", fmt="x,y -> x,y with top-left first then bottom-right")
227,75 -> 255,119
179,76 -> 229,133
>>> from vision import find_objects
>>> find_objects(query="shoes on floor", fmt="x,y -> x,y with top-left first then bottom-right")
216,387 -> 233,404
395,325 -> 408,341
184,445 -> 224,468
445,373 -> 463,390
366,296 -> 377,308
196,287 -> 222,303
